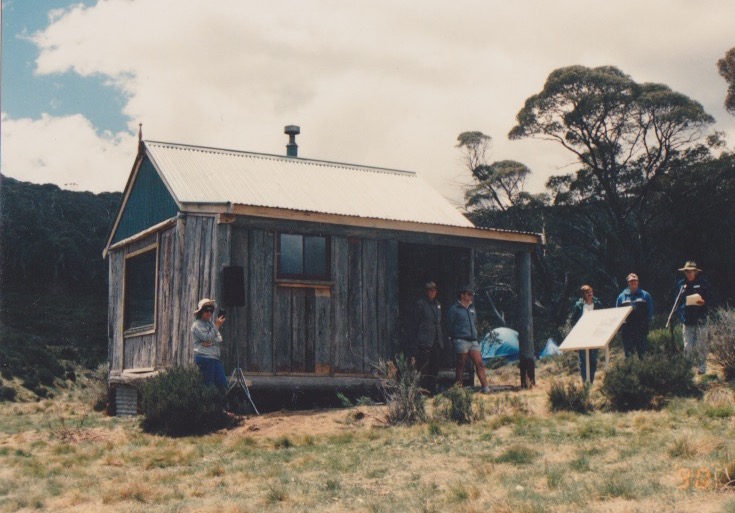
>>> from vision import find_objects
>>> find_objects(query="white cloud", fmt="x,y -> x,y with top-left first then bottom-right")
1,113 -> 135,193
4,0 -> 735,200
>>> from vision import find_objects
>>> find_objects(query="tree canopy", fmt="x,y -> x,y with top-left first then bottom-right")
456,131 -> 534,211
717,46 -> 735,115
508,65 -> 716,274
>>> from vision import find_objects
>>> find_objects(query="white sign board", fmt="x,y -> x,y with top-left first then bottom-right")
559,306 -> 632,351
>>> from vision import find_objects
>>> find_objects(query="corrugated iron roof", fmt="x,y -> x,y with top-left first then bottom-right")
145,141 -> 474,228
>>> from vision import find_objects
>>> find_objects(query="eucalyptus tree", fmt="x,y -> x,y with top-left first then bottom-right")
456,131 -> 533,212
508,65 -> 716,277
717,47 -> 735,115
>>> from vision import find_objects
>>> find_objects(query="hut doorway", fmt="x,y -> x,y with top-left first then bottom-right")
397,243 -> 472,362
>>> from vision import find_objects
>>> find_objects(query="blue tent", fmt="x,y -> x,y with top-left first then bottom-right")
480,327 -> 520,361
539,338 -> 562,359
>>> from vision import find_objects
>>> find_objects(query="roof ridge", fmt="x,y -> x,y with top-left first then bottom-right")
144,140 -> 416,177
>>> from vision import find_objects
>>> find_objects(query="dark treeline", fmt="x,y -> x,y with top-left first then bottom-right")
0,175 -> 122,369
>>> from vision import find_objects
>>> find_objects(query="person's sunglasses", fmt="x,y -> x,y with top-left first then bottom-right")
203,308 -> 214,313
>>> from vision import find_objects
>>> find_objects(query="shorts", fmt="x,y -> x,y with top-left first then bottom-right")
453,338 -> 481,353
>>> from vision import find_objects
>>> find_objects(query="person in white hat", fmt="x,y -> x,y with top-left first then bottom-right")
616,273 -> 654,358
674,261 -> 712,374
191,298 -> 227,390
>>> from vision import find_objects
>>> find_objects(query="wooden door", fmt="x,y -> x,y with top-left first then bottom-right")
274,286 -> 331,374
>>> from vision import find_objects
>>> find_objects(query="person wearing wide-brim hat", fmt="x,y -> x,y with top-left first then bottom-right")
191,298 -> 227,390
413,281 -> 444,394
674,261 -> 712,374
446,284 -> 490,393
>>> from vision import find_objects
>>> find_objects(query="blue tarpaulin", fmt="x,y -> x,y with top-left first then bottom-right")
480,328 -> 562,361
480,327 -> 520,361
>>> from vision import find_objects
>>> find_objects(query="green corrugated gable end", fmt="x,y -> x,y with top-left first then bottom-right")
111,158 -> 179,244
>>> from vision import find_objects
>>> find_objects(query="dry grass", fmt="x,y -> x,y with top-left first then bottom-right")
1,359 -> 735,512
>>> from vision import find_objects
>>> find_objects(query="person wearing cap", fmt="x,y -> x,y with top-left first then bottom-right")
570,284 -> 604,383
447,285 -> 490,393
616,274 -> 654,358
191,298 -> 227,391
675,261 -> 712,374
413,281 -> 444,394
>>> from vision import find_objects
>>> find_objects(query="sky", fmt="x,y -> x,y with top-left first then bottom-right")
2,0 -> 735,206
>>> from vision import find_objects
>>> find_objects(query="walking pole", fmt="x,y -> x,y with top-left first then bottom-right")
665,285 -> 686,355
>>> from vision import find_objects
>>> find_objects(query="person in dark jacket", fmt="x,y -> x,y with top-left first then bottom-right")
675,261 -> 712,374
616,273 -> 653,359
570,284 -> 603,383
447,285 -> 490,393
413,281 -> 444,393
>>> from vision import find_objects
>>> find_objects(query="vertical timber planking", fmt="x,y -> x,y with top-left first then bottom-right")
273,286 -> 292,372
291,289 -> 307,372
304,288 -> 316,373
170,216 -> 186,366
384,240 -> 400,358
229,226 -> 249,370
157,227 -> 175,367
362,239 -> 379,369
314,287 -> 331,375
332,237 -> 349,373
214,221 -> 232,370
247,229 -> 274,372
108,251 -> 124,371
347,238 -> 364,372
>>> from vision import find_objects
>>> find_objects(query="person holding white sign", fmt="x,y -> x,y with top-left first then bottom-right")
616,274 -> 653,359
570,285 -> 603,383
675,261 -> 712,374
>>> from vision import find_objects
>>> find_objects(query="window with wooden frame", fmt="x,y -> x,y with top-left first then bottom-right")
277,233 -> 330,280
123,245 -> 158,332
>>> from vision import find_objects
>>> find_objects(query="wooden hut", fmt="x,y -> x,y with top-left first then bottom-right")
103,129 -> 541,414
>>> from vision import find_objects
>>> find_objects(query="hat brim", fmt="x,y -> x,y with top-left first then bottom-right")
193,301 -> 216,315
678,267 -> 701,272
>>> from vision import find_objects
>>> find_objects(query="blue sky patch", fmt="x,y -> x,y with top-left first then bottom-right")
1,0 -> 129,133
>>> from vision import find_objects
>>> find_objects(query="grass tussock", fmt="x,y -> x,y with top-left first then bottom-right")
547,380 -> 593,414
707,308 -> 735,381
432,385 -> 485,424
377,354 -> 427,426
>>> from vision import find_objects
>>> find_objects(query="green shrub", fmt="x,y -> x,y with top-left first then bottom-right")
707,308 -> 735,381
140,366 -> 229,436
647,326 -> 682,355
377,354 -> 426,426
601,354 -> 697,411
548,380 -> 593,413
433,385 -> 485,424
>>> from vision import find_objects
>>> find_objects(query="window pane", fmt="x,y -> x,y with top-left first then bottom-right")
124,249 -> 156,329
279,234 -> 303,275
304,236 -> 327,277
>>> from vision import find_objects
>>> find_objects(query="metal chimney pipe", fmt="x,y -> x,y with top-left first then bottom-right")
284,125 -> 300,157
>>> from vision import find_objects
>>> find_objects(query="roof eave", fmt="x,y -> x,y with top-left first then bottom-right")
177,202 -> 542,247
